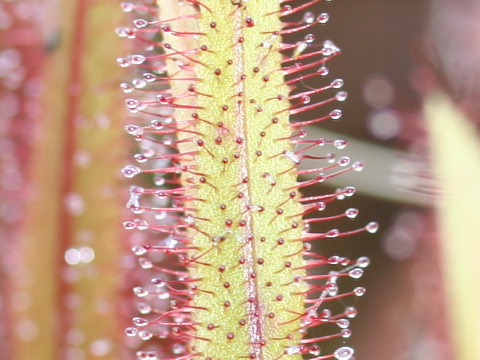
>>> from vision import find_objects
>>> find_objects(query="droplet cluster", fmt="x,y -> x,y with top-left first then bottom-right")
119,1 -> 377,360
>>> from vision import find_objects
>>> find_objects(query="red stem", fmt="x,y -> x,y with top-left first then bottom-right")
55,0 -> 87,358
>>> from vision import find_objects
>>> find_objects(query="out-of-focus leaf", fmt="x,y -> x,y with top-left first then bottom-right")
425,91 -> 480,360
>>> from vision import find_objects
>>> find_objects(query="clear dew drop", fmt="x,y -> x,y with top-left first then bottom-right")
125,98 -> 140,109
133,78 -> 147,89
165,237 -> 178,249
345,208 -> 359,219
131,54 -> 146,65
345,306 -> 358,318
136,351 -> 147,359
286,346 -> 302,355
334,346 -> 354,360
303,11 -> 315,24
331,78 -> 344,89
132,245 -> 147,256
301,95 -> 311,104
151,277 -> 166,288
326,228 -> 339,238
352,161 -> 364,171
329,109 -> 342,120
133,287 -> 149,298
172,344 -> 185,355
326,281 -> 338,296
344,186 -> 356,197
333,138 -> 348,150
120,2 -> 134,12
143,72 -> 156,82
150,119 -> 163,129
337,156 -> 350,166
163,137 -> 174,146
357,256 -> 371,268
137,302 -> 152,315
155,191 -> 166,200
320,308 -> 331,319
127,194 -> 140,210
341,329 -> 352,338
138,258 -> 153,269
154,211 -> 167,220
326,152 -> 336,163
134,219 -> 149,231
322,40 -> 340,56
336,318 -> 350,329
353,287 -> 366,296
309,346 -> 321,356
304,33 -> 315,44
316,201 -> 326,212
170,300 -> 179,309
125,327 -> 138,337
316,174 -> 326,183
318,66 -> 329,76
282,4 -> 293,15
122,165 -> 141,178
115,27 -> 132,38
284,151 -> 300,164
302,310 -> 314,325
158,290 -> 170,300
348,268 -> 364,279
133,317 -> 149,327
335,190 -> 346,200
129,185 -> 145,195
335,91 -> 348,102
328,255 -> 340,265
293,41 -> 308,59
134,153 -> 148,163
142,147 -> 156,157
133,18 -> 148,28
136,351 -> 157,360
317,13 -> 329,24
184,215 -> 195,225
261,40 -> 273,49
123,221 -> 136,230
147,352 -> 158,360
138,330 -> 153,341
156,94 -> 170,104
366,221 -> 379,233
120,82 -> 134,93
125,124 -> 142,135
116,57 -> 131,68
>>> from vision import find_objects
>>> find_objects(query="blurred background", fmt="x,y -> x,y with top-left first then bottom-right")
1,0 -> 479,359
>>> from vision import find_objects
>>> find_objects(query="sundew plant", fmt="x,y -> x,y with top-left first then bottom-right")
119,1 -> 377,360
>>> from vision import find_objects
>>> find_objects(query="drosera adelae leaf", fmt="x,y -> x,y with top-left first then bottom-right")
119,1 -> 378,360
